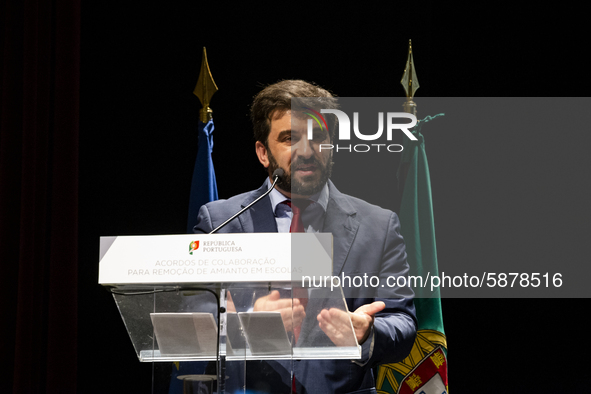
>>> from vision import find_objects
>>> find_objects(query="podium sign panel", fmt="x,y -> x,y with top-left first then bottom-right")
99,233 -> 332,285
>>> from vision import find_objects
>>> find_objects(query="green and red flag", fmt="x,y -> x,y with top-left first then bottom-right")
377,115 -> 448,394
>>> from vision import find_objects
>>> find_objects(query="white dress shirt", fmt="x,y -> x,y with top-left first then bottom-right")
265,177 -> 329,233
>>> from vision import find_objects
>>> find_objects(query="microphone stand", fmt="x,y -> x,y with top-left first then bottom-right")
207,169 -> 283,393
209,169 -> 284,234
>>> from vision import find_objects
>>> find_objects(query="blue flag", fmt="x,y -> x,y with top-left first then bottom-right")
169,119 -> 219,394
187,119 -> 218,233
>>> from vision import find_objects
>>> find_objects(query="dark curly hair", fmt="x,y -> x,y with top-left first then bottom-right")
250,80 -> 338,147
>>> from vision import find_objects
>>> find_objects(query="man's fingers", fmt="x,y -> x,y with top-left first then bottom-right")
317,312 -> 337,333
318,308 -> 348,322
267,290 -> 281,301
291,305 -> 305,321
317,308 -> 359,347
317,309 -> 336,330
274,298 -> 295,309
318,308 -> 332,323
354,301 -> 386,317
318,309 -> 349,331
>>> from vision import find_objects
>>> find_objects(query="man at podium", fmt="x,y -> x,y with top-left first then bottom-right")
194,80 -> 417,393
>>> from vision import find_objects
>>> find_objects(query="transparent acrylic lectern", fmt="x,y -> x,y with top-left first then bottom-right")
99,233 -> 361,394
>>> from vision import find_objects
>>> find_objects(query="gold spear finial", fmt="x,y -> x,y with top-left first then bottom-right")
401,39 -> 419,116
193,47 -> 218,122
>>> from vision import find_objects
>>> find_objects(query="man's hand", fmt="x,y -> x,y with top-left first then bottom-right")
253,290 -> 306,332
225,290 -> 237,313
317,301 -> 385,346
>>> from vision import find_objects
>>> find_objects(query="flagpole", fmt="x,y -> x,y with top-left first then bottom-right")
377,40 -> 448,394
397,40 -> 419,198
187,47 -> 219,234
194,47 -> 218,122
401,39 -> 419,117
174,48 -> 222,394
191,47 -> 226,393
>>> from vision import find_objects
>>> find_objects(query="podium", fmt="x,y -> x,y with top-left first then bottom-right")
99,233 -> 361,393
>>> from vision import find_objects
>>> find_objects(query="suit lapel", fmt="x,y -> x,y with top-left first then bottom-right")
235,180 -> 358,270
323,181 -> 359,276
238,182 -> 278,233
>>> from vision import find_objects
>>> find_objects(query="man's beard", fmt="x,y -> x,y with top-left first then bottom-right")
267,149 -> 333,196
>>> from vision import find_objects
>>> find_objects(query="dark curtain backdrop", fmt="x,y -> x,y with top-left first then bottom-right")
0,1 -> 80,393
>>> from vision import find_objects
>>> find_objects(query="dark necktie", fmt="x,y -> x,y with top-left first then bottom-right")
281,199 -> 312,394
283,199 -> 313,233
282,199 -> 313,330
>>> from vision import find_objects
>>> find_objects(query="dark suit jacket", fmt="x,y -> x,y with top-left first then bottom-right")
194,180 -> 417,394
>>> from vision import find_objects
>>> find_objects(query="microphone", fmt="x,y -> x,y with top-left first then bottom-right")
271,168 -> 284,181
209,169 -> 285,234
